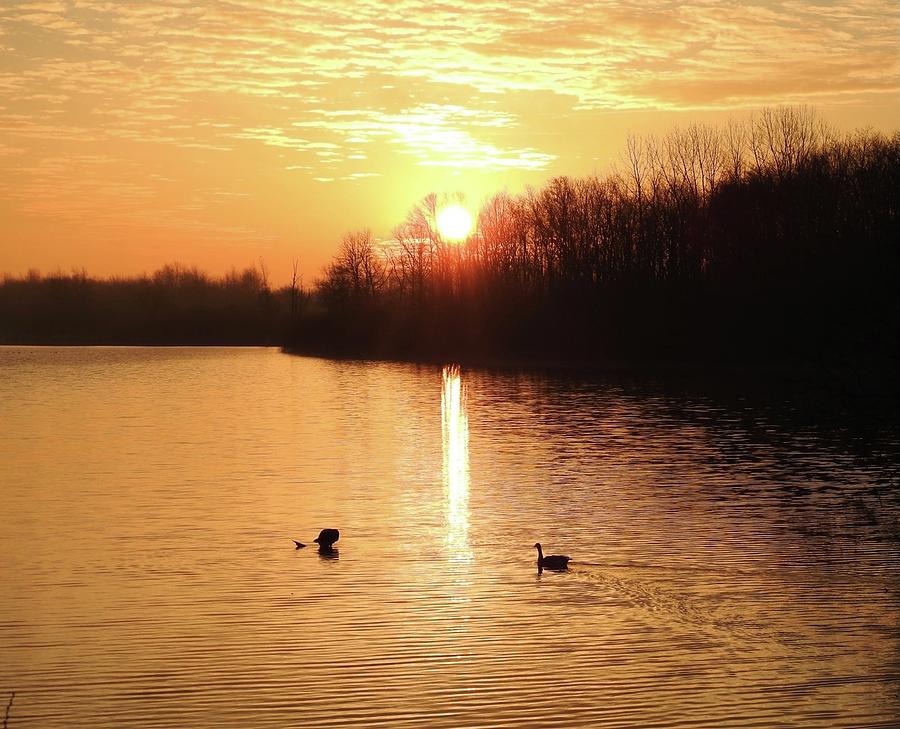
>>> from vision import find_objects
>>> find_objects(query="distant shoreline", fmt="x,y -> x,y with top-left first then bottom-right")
1,339 -> 891,376
0,340 -> 279,348
282,342 -> 900,400
3,339 -> 897,400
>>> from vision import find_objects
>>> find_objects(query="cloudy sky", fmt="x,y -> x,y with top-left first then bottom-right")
1,0 -> 898,282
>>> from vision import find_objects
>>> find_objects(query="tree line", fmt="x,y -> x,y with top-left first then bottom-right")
2,107 -> 897,371
298,107 -> 899,369
0,263 -> 303,345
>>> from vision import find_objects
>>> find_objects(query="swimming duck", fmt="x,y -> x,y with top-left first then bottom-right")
534,542 -> 570,571
314,528 -> 340,549
293,540 -> 306,549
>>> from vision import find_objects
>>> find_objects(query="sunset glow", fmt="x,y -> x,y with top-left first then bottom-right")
0,2 -> 897,282
436,205 -> 473,241
2,1 -> 899,720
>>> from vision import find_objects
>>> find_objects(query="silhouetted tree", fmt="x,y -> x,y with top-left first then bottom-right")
292,108 -> 899,372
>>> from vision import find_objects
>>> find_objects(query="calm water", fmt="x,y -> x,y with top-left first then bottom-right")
1,347 -> 898,728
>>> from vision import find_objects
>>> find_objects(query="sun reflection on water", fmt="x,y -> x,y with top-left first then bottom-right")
441,364 -> 471,562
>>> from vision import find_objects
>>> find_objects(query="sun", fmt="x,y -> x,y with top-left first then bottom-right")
436,204 -> 473,241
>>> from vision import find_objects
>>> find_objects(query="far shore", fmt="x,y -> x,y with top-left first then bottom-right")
3,338 -> 895,390
282,343 -> 900,401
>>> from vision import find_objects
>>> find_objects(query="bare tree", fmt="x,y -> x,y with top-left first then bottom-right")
290,258 -> 301,322
258,257 -> 270,293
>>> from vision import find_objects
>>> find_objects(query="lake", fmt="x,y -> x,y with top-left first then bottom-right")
1,346 -> 898,728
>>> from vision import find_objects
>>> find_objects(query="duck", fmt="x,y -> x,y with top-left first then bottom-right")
534,542 -> 570,571
314,528 -> 340,550
293,540 -> 306,549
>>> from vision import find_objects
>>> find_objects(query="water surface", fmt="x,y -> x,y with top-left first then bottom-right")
1,347 -> 898,727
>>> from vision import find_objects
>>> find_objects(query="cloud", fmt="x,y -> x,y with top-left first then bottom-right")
292,104 -> 556,170
0,0 -> 896,253
2,1 -> 895,147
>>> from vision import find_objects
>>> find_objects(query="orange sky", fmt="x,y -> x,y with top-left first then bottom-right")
1,0 -> 898,284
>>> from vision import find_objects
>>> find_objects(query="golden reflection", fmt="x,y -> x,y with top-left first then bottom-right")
441,364 -> 471,561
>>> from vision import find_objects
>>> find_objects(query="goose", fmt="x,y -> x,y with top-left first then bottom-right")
314,528 -> 340,549
534,543 -> 570,571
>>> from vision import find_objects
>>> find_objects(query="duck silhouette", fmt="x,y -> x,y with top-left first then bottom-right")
293,529 -> 340,551
314,528 -> 339,547
534,542 -> 570,572
314,528 -> 340,553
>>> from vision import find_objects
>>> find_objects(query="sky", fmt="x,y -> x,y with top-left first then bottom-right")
1,0 -> 898,284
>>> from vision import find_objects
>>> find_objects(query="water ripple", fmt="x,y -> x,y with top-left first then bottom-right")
0,347 -> 898,728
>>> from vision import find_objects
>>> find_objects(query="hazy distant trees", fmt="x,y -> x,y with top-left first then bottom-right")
0,262 -> 294,345
303,107 -> 899,366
